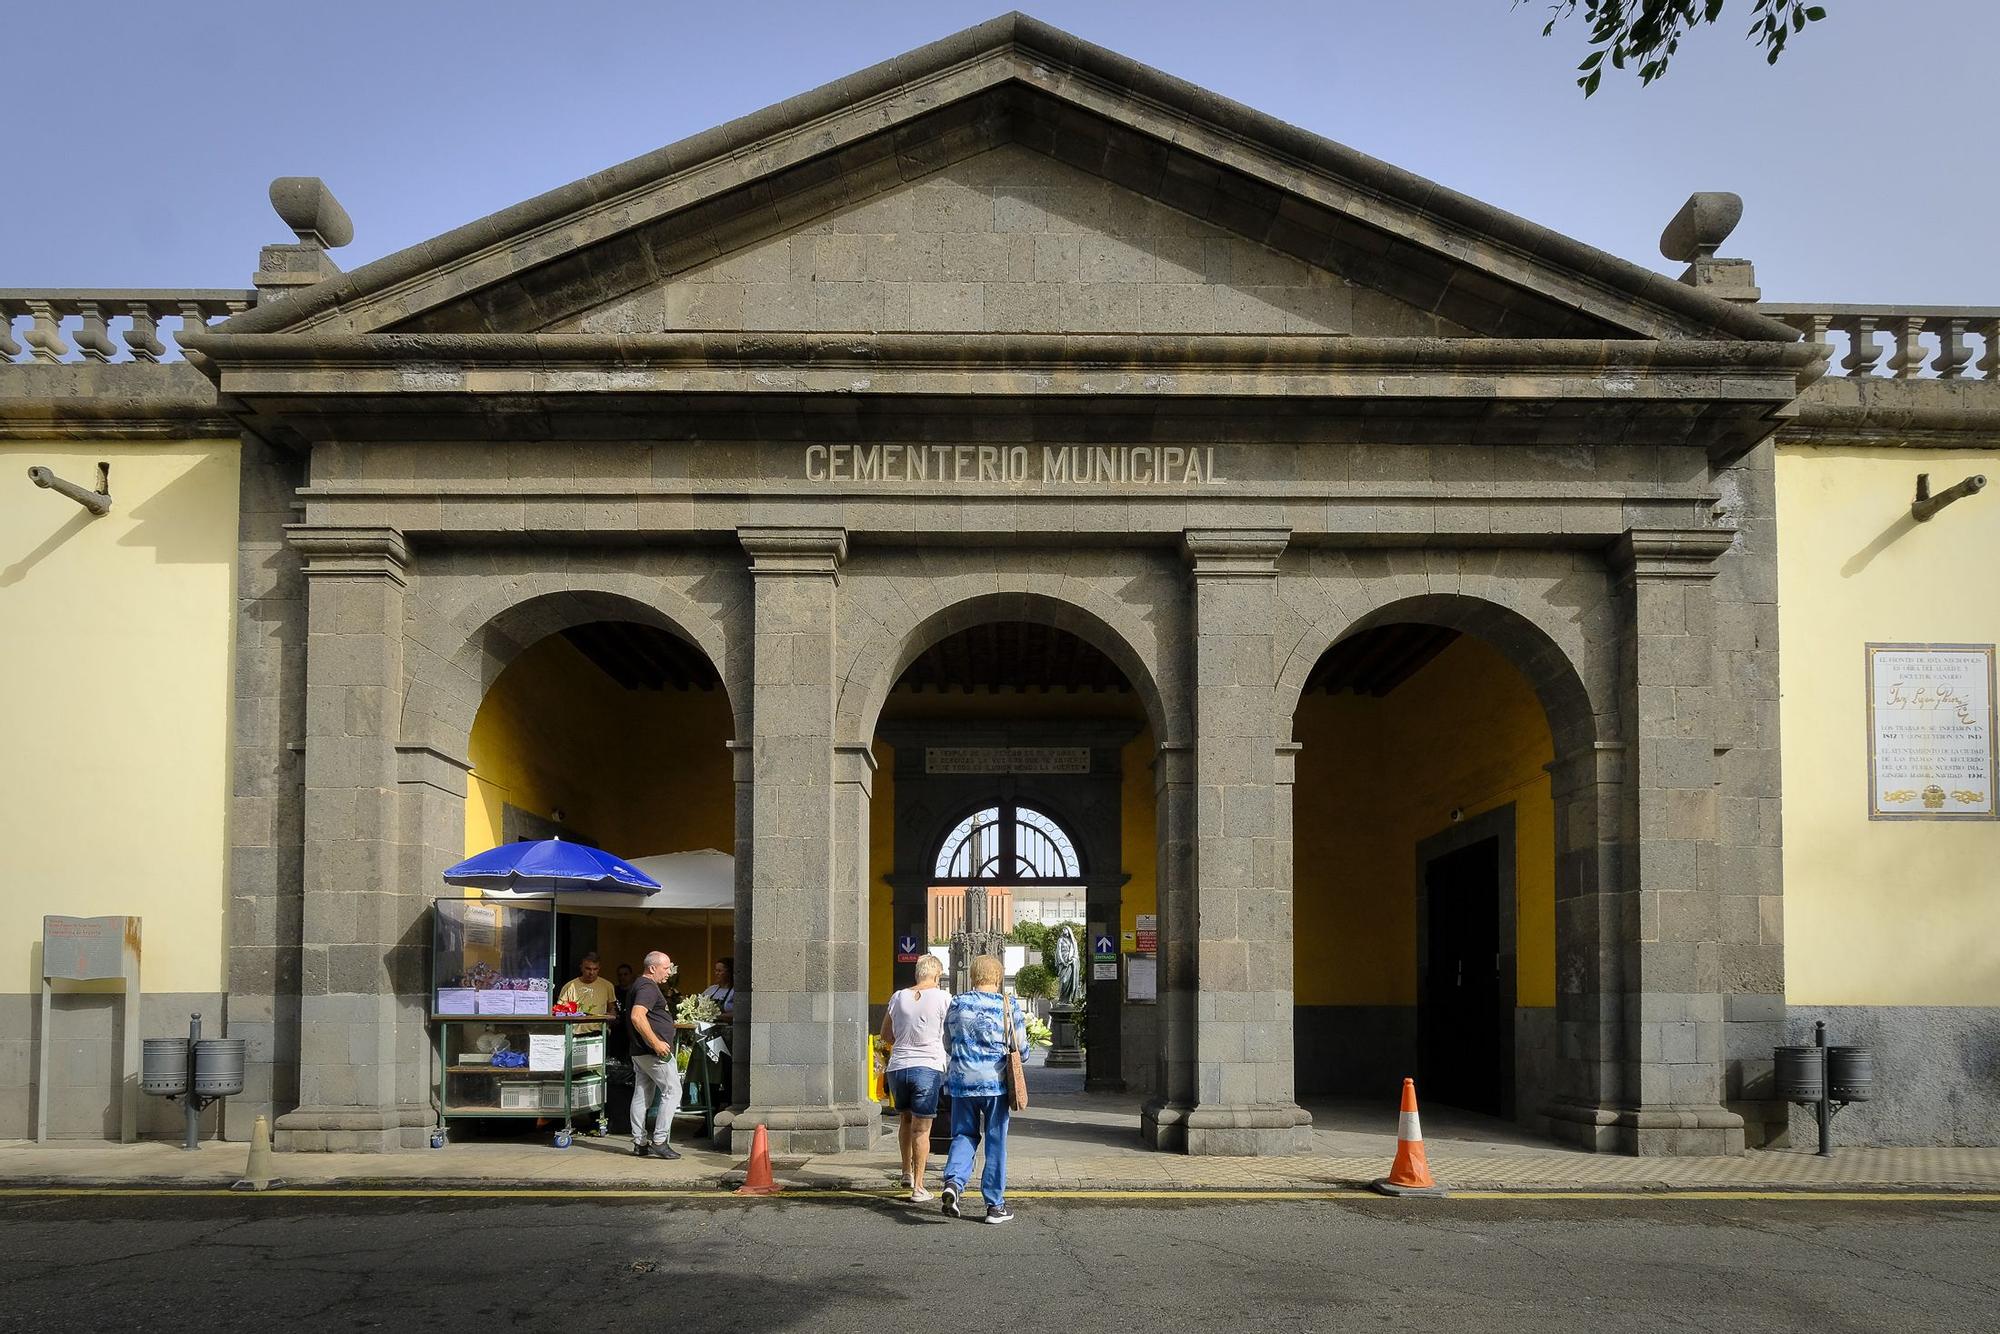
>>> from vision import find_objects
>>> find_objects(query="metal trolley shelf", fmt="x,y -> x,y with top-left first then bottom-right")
432,1015 -> 609,1148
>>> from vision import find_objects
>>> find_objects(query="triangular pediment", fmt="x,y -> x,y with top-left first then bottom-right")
546,145 -> 1473,339
222,13 -> 1793,345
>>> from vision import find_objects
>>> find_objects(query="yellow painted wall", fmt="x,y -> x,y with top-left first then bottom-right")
463,631 -> 737,990
465,633 -> 734,859
869,688 -> 1156,1005
1777,444 -> 2000,1006
1293,634 -> 1557,1008
0,440 -> 240,994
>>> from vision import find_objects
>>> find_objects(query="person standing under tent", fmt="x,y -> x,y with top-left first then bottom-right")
627,950 -> 683,1160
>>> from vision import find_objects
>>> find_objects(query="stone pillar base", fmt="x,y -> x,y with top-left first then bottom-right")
1141,1099 -> 1313,1155
1140,1098 -> 1187,1151
273,1104 -> 431,1153
724,1102 -> 877,1155
1542,1100 -> 1746,1156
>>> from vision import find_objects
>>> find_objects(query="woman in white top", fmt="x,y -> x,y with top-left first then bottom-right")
700,957 -> 737,1020
878,953 -> 951,1202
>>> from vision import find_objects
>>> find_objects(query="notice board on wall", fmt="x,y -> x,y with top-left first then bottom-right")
1866,643 -> 1997,820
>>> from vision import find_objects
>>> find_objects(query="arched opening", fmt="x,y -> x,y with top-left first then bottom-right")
927,800 -> 1087,941
451,615 -> 735,1140
868,616 -> 1157,1131
1290,612 -> 1572,1138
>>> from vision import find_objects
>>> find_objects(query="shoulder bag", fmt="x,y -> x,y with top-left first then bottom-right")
1002,991 -> 1029,1111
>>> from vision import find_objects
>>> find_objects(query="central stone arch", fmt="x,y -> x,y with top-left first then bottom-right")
410,572 -> 746,755
836,579 -> 1183,750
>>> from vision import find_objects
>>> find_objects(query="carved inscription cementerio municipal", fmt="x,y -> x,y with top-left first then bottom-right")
803,444 -> 1227,485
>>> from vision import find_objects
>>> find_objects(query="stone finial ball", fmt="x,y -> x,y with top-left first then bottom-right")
268,177 -> 354,249
1659,192 -> 1743,263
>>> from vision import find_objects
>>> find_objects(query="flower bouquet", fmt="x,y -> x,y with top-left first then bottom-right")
676,994 -> 721,1025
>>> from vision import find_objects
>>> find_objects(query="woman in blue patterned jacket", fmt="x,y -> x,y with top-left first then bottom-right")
939,953 -> 1031,1224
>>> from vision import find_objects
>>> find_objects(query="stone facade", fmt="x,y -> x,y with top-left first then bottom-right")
19,15 -> 1990,1156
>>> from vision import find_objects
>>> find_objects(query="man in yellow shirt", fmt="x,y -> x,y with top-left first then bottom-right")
557,952 -> 618,1035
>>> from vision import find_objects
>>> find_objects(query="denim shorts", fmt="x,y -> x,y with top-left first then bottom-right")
887,1065 -> 943,1117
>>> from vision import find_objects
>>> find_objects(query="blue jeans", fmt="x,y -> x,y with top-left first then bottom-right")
943,1092 -> 1011,1209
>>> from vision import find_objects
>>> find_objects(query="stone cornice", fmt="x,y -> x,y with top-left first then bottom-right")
0,362 -> 236,440
184,329 -> 1817,380
1607,528 -> 1736,580
1184,528 -> 1290,577
1776,375 -> 2000,447
738,525 -> 847,577
285,524 -> 410,583
183,331 -> 1814,459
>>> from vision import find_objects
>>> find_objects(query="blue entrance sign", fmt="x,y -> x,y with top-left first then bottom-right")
1092,933 -> 1116,959
896,935 -> 922,963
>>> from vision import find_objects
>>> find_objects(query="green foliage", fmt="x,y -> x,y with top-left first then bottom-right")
1024,1016 -> 1053,1048
1527,0 -> 1827,95
1014,962 -> 1057,1001
1008,920 -> 1052,954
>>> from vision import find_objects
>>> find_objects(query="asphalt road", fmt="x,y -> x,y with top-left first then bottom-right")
1,1193 -> 1995,1333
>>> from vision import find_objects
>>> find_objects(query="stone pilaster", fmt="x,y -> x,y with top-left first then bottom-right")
732,526 -> 872,1153
226,437 -> 307,1133
1547,528 -> 1746,1155
274,525 -> 428,1151
1175,529 -> 1311,1154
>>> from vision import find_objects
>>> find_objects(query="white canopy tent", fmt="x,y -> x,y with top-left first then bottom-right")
477,849 -> 734,911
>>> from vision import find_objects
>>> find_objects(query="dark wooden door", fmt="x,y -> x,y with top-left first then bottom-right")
1420,837 -> 1503,1115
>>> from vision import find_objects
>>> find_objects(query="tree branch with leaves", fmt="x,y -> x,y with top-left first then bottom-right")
1527,0 -> 1828,95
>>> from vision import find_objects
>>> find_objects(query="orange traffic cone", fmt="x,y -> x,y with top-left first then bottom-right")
1371,1077 -> 1448,1197
735,1123 -> 781,1196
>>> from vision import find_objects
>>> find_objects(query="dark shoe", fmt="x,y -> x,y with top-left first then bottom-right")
983,1206 -> 1014,1224
631,1141 -> 650,1157
940,1184 -> 961,1218
652,1142 -> 682,1160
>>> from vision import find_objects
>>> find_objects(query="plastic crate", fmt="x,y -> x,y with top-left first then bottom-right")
570,1073 -> 607,1110
573,1035 -> 606,1068
500,1084 -> 543,1111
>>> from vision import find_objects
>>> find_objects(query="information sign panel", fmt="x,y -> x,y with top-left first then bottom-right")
1866,643 -> 1996,820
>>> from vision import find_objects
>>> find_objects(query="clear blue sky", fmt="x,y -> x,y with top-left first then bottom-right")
3,2 -> 1992,304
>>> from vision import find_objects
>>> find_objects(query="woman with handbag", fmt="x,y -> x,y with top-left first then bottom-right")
940,953 -> 1031,1224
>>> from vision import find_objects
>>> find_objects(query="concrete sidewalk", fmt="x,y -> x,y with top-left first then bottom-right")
9,1060 -> 1995,1194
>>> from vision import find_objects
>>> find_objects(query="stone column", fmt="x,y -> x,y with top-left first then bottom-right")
1141,741 -> 1196,1149
1545,741 -> 1626,1124
717,737 -> 754,1141
1548,528 -> 1745,1155
1176,529 -> 1311,1155
732,527 -> 872,1154
274,526 -> 427,1151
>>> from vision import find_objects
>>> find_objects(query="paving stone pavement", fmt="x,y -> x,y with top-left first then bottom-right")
6,1075 -> 1997,1192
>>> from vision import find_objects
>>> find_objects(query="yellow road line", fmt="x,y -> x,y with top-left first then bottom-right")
0,1186 -> 1996,1202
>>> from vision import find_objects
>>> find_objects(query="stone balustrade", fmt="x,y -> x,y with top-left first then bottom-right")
0,290 -> 254,365
1762,304 -> 2000,380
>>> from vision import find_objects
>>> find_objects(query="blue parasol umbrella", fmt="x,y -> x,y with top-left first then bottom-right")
442,838 -> 661,894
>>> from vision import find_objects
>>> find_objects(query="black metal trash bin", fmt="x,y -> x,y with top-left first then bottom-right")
1828,1046 -> 1874,1103
192,1038 -> 246,1097
141,1038 -> 189,1097
1773,1045 -> 1824,1102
